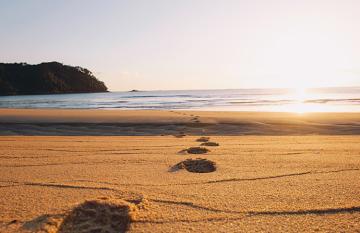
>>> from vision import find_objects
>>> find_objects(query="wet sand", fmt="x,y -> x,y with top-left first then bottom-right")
0,109 -> 359,135
0,109 -> 360,232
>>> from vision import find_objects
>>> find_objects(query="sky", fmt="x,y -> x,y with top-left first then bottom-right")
1,0 -> 360,91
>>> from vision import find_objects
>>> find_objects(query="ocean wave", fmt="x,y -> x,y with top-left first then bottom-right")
304,98 -> 360,104
1,88 -> 359,111
121,94 -> 194,98
229,100 -> 293,105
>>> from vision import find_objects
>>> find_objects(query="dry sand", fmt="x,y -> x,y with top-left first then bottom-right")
0,109 -> 360,232
1,136 -> 360,232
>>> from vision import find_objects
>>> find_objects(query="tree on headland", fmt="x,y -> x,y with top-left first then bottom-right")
0,62 -> 108,96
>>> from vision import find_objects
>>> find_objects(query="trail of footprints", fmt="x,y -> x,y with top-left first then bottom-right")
10,112 -> 222,232
170,111 -> 201,130
170,111 -> 202,138
13,133 -> 220,232
52,133 -> 220,232
7,112 -> 359,232
169,111 -> 220,173
173,136 -> 220,173
9,117 -> 360,232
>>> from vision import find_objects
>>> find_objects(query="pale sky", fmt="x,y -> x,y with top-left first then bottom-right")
1,0 -> 360,91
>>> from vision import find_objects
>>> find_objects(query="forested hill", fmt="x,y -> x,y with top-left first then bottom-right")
0,62 -> 108,95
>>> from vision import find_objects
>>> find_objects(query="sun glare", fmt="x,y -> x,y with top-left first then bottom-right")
292,88 -> 308,102
288,88 -> 312,114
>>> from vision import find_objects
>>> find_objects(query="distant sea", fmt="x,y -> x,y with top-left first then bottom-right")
0,87 -> 359,112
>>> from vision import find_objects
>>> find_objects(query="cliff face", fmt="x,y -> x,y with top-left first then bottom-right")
0,62 -> 108,95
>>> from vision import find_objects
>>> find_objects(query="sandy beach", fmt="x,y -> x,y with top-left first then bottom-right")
0,109 -> 360,232
3,0 -> 360,231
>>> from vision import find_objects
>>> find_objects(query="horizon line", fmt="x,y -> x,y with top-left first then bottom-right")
109,86 -> 360,92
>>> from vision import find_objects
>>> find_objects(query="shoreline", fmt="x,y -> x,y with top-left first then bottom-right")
0,108 -> 359,136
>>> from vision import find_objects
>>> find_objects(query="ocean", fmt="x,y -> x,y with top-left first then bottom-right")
0,87 -> 359,112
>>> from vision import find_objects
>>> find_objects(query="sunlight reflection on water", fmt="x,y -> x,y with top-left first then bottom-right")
0,87 -> 359,112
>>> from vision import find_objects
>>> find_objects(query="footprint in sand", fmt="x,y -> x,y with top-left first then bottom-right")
178,147 -> 209,154
200,142 -> 219,147
174,132 -> 186,138
171,158 -> 217,173
192,118 -> 200,123
57,199 -> 139,233
21,196 -> 148,233
196,137 -> 210,142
